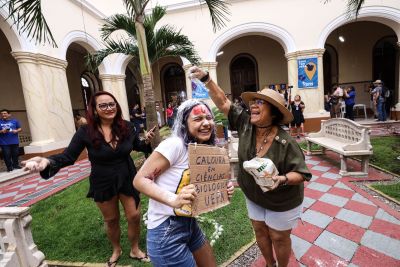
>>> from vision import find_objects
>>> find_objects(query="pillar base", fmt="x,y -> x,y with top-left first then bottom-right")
24,139 -> 70,155
303,112 -> 330,133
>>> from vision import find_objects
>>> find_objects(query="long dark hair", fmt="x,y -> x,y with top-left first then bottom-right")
86,91 -> 128,148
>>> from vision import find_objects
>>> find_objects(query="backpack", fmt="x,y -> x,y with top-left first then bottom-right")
382,87 -> 390,98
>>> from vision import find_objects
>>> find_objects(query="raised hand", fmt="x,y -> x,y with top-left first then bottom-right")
188,66 -> 208,80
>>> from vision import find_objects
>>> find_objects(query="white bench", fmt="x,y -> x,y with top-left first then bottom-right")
305,118 -> 373,176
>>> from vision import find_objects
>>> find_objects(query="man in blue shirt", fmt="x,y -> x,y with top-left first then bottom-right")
0,109 -> 22,172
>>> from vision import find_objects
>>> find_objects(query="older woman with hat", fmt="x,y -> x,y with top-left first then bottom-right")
189,66 -> 311,267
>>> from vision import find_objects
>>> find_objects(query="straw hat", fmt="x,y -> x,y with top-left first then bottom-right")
241,89 -> 293,124
373,79 -> 382,85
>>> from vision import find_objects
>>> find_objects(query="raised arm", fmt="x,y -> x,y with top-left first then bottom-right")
189,66 -> 231,116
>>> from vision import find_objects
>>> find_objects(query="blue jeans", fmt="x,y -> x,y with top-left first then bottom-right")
147,216 -> 206,267
377,100 -> 386,121
1,144 -> 20,171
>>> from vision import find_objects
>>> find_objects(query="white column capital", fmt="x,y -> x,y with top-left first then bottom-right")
11,51 -> 68,70
200,61 -> 218,70
99,74 -> 126,81
285,48 -> 326,60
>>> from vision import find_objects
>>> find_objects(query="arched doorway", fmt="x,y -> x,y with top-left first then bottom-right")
161,63 -> 186,105
66,43 -> 102,117
230,53 -> 259,100
323,44 -> 339,94
125,65 -> 141,111
373,35 -> 397,108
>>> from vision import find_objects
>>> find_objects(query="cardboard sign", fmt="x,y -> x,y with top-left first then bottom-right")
188,143 -> 230,216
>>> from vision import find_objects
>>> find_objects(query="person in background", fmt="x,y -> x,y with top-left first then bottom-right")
134,99 -> 234,267
371,80 -> 386,122
132,104 -> 143,134
22,91 -> 154,266
0,109 -> 22,172
344,86 -> 356,121
329,85 -> 341,118
166,102 -> 174,128
290,95 -> 305,138
156,105 -> 162,128
189,66 -> 311,267
74,112 -> 87,129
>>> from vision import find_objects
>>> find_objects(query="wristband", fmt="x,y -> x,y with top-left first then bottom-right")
200,71 -> 210,83
281,174 -> 289,186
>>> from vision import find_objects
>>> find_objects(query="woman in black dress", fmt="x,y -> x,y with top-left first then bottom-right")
22,91 -> 154,266
290,95 -> 305,138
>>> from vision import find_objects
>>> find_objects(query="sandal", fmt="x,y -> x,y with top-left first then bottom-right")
129,253 -> 151,263
106,257 -> 120,267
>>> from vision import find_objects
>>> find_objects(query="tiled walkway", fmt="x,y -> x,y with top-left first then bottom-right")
0,159 -> 90,207
251,151 -> 400,267
0,151 -> 399,266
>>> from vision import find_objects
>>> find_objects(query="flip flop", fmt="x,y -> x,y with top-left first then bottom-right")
106,255 -> 121,267
129,253 -> 151,263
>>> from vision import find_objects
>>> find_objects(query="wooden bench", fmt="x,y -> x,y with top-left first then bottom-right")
305,118 -> 373,177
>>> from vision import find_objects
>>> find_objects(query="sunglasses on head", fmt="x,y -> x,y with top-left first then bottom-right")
98,102 -> 116,111
249,99 -> 266,106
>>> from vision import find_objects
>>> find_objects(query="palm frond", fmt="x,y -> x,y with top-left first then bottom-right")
323,0 -> 365,18
85,39 -> 139,71
150,25 -> 200,64
144,5 -> 166,32
346,0 -> 365,18
101,14 -> 137,41
199,0 -> 230,32
4,0 -> 57,47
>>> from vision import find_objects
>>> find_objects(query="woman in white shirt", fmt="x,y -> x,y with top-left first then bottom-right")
134,99 -> 234,267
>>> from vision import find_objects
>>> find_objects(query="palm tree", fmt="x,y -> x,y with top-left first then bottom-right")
85,5 -> 202,145
86,0 -> 230,146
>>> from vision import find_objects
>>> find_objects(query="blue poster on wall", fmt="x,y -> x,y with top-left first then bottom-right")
192,80 -> 209,99
298,57 -> 318,89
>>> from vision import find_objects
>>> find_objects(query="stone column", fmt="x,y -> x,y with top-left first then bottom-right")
395,42 -> 400,114
285,49 -> 329,132
99,74 -> 130,120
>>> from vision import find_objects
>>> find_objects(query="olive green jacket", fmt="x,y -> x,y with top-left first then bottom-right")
228,104 -> 312,211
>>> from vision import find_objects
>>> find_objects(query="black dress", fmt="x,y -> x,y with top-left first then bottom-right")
40,122 -> 152,205
291,101 -> 305,126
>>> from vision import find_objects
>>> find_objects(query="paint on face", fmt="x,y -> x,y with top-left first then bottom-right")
191,105 -> 211,120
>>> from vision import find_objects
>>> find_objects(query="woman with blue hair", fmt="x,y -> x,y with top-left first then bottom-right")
134,99 -> 234,267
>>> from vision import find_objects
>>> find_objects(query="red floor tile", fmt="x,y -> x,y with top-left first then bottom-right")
300,245 -> 348,267
304,188 -> 325,200
351,246 -> 400,267
314,177 -> 337,186
344,200 -> 378,217
369,219 -> 400,240
292,221 -> 323,243
251,251 -> 299,267
328,187 -> 355,199
326,219 -> 366,243
309,200 -> 341,217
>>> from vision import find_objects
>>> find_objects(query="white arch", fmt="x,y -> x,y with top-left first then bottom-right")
108,53 -> 133,75
0,6 -> 35,52
318,6 -> 400,48
208,22 -> 296,62
59,30 -> 111,73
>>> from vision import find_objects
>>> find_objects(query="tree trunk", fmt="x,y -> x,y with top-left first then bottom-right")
135,20 -> 161,146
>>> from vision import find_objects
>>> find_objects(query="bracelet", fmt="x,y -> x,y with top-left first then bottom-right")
281,174 -> 289,186
200,71 -> 210,83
